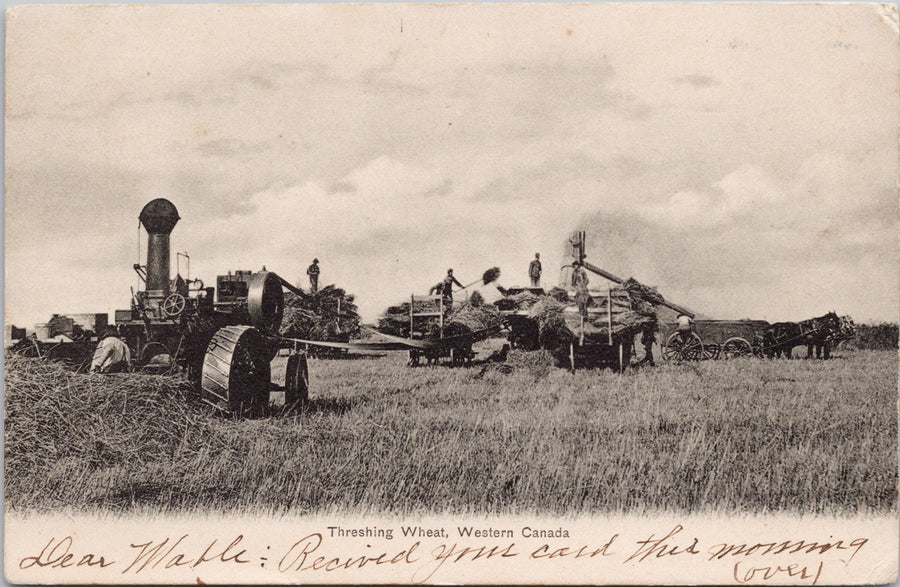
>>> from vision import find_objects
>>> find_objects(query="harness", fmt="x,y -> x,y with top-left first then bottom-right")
761,316 -> 838,353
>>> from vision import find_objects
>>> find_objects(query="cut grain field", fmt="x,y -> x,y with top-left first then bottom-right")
4,348 -> 897,516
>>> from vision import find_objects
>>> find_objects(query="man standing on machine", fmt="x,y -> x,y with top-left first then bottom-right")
528,253 -> 542,287
307,258 -> 320,293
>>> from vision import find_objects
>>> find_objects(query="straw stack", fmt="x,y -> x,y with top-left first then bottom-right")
280,285 -> 360,342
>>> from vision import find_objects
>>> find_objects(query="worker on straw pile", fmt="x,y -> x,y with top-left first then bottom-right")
90,326 -> 132,373
307,258 -> 320,293
676,313 -> 695,343
571,261 -> 590,315
528,252 -> 542,287
442,268 -> 464,308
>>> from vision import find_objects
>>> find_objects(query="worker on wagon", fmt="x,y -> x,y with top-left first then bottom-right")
528,253 -> 542,287
307,258 -> 320,293
91,326 -> 132,374
676,313 -> 694,343
428,282 -> 444,296
442,268 -> 464,308
571,261 -> 591,315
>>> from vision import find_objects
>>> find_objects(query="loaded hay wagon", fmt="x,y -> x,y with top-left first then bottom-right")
497,287 -> 656,370
494,230 -> 700,371
496,281 -> 666,372
374,292 -> 504,367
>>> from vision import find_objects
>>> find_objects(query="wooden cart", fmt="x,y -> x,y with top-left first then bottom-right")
659,319 -> 770,361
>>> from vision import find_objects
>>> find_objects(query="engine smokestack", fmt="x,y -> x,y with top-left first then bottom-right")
139,198 -> 180,296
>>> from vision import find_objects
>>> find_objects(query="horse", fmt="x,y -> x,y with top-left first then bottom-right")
762,312 -> 841,359
762,322 -> 802,358
807,314 -> 855,358
802,311 -> 842,359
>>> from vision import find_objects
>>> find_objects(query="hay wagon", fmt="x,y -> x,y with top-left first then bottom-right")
497,285 -> 652,372
561,289 -> 639,371
403,293 -> 503,366
659,319 -> 770,361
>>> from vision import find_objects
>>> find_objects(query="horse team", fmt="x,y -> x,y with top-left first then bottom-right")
762,312 -> 855,360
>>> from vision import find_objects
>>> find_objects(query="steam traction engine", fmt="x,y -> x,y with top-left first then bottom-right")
116,198 -> 308,415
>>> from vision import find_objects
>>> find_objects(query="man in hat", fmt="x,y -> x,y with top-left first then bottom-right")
571,261 -> 591,315
307,258 -> 320,293
91,326 -> 132,373
441,269 -> 464,308
676,313 -> 695,344
528,253 -> 542,287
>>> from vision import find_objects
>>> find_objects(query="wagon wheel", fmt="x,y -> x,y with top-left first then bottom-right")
663,332 -> 704,362
703,343 -> 721,361
162,293 -> 186,318
282,352 -> 309,405
201,325 -> 271,416
722,337 -> 753,359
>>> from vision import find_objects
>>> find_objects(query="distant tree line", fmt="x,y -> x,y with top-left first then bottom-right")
848,323 -> 899,350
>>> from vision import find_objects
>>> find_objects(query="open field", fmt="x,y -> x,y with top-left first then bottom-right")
4,348 -> 897,516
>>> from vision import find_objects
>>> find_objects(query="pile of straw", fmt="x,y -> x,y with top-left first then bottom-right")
5,354 -> 198,506
621,278 -> 666,317
377,297 -> 502,339
527,297 -> 573,351
448,301 -> 502,332
377,300 -> 439,337
280,285 -> 360,342
494,290 -> 541,311
493,287 -> 569,312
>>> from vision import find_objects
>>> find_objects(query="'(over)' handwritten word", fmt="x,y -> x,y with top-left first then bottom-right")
734,560 -> 824,584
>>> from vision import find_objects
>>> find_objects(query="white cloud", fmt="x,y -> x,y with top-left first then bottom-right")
5,4 -> 898,329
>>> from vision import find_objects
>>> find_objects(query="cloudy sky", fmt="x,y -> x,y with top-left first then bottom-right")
6,3 -> 899,327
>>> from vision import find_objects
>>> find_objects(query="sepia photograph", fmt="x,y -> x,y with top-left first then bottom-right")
4,3 -> 899,584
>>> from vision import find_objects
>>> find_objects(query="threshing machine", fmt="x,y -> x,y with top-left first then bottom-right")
116,198 -> 309,415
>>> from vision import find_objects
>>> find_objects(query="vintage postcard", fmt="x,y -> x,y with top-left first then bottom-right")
4,3 -> 898,585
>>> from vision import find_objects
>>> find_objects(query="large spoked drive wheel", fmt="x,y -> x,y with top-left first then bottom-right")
201,325 -> 271,415
722,337 -> 753,359
663,332 -> 704,362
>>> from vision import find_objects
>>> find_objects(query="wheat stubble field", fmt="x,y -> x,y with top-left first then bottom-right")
4,348 -> 897,516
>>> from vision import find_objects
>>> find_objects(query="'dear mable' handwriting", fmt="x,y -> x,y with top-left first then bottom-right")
19,536 -> 115,570
15,525 -> 872,584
